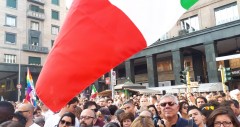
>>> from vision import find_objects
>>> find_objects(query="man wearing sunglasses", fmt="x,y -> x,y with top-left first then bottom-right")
16,103 -> 40,127
159,94 -> 197,127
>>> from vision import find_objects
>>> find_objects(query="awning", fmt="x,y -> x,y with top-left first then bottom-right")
114,83 -> 146,90
127,88 -> 160,94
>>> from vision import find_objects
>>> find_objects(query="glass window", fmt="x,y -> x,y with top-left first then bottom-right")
52,0 -> 59,5
7,0 -> 17,8
5,15 -> 16,27
181,15 -> 199,33
52,10 -> 59,20
30,5 -> 44,13
4,54 -> 16,63
29,56 -> 41,65
31,21 -> 39,31
5,32 -> 16,44
215,2 -> 239,25
51,25 -> 59,35
31,37 -> 39,46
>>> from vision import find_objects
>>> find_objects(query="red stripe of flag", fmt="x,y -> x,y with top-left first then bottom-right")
36,0 -> 146,112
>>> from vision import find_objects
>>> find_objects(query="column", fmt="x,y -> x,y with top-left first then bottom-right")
192,54 -> 205,83
146,54 -> 158,87
172,49 -> 184,85
125,59 -> 135,83
204,41 -> 219,82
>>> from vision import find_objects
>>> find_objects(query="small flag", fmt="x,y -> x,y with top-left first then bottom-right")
25,68 -> 37,107
36,0 -> 198,112
91,85 -> 98,99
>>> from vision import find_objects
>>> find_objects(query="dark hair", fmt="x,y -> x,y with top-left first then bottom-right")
83,101 -> 98,109
200,101 -> 220,119
178,102 -> 189,114
0,121 -> 25,127
108,105 -> 118,115
119,112 -> 134,127
67,97 -> 79,105
123,99 -> 133,105
147,105 -> 159,117
206,107 -> 240,127
187,105 -> 201,114
232,99 -> 239,109
104,122 -> 120,127
0,101 -> 15,124
106,98 -> 113,103
150,95 -> 157,100
13,112 -> 27,126
57,112 -> 75,126
114,109 -> 124,121
220,100 -> 235,107
195,96 -> 207,105
33,106 -> 41,115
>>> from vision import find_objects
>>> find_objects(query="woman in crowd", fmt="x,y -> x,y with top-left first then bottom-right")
178,101 -> 189,120
206,107 -> 240,127
56,112 -> 75,127
119,112 -> 134,127
147,105 -> 161,127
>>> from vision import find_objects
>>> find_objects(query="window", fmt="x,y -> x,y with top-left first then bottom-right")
181,15 -> 199,33
5,32 -> 16,44
7,0 -> 17,8
31,21 -> 39,31
29,56 -> 41,65
5,15 -> 16,27
52,10 -> 59,20
30,5 -> 44,13
51,25 -> 59,35
52,0 -> 59,5
4,54 -> 16,63
215,2 -> 239,25
30,36 -> 39,46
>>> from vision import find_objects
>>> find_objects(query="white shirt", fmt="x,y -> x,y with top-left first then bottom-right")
44,113 -> 79,127
29,123 -> 41,127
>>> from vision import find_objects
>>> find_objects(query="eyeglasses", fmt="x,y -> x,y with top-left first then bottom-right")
91,108 -> 98,112
214,121 -> 232,127
202,106 -> 214,111
160,102 -> 176,107
18,110 -> 29,114
60,120 -> 72,126
80,116 -> 94,120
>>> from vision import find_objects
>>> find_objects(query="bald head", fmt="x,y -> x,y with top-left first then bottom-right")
81,109 -> 96,118
80,109 -> 97,126
17,103 -> 34,113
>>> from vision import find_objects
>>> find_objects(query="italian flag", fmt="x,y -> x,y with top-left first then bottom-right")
91,85 -> 98,98
36,0 -> 198,112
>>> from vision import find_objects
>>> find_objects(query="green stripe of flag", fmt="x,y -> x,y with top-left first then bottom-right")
181,0 -> 198,10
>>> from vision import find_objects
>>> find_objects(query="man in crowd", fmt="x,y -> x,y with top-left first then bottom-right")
44,97 -> 79,127
80,109 -> 97,127
17,103 -> 40,127
106,98 -> 113,107
140,97 -> 148,111
195,96 -> 207,108
83,101 -> 104,127
187,105 -> 206,127
159,94 -> 197,127
122,100 -> 137,118
98,98 -> 107,108
0,101 -> 15,124
187,93 -> 196,106
149,95 -> 158,105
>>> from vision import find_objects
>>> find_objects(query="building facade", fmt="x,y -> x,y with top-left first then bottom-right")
0,0 -> 68,101
110,0 -> 240,91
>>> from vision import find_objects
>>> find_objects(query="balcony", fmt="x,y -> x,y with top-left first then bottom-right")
22,44 -> 49,54
27,0 -> 45,5
27,10 -> 45,21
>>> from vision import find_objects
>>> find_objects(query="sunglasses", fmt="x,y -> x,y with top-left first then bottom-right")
160,102 -> 176,107
60,120 -> 72,126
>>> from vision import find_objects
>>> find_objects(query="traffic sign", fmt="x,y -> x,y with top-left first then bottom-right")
16,84 -> 22,89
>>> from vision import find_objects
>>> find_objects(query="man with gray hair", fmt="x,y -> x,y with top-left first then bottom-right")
159,94 -> 197,127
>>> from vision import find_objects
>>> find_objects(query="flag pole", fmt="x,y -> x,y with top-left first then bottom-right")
110,69 -> 116,99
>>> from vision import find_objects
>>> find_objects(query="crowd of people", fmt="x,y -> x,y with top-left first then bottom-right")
1,89 -> 240,127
